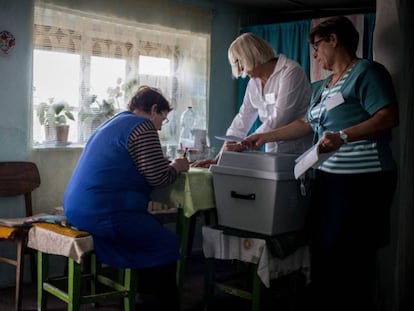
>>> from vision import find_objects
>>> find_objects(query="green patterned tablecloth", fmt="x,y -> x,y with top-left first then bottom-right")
151,167 -> 216,217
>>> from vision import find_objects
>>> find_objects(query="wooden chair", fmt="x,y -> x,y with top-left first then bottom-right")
0,161 -> 41,311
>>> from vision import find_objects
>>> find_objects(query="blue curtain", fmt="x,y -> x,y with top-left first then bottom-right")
363,13 -> 376,60
238,20 -> 312,135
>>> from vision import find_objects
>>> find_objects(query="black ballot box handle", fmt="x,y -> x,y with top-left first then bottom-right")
230,190 -> 256,200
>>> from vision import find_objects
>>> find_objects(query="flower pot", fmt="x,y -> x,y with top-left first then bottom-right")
45,125 -> 69,142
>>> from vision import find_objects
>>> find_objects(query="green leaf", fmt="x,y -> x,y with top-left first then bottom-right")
65,110 -> 75,121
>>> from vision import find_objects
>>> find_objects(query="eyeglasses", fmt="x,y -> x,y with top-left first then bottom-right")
234,59 -> 244,72
312,38 -> 325,51
160,111 -> 169,125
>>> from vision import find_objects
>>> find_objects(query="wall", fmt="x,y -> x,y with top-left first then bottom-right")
0,0 -> 33,160
0,0 -> 35,287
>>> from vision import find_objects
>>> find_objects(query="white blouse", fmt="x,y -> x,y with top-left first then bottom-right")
226,54 -> 312,154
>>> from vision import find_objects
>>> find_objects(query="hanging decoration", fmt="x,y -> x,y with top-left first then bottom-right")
0,30 -> 16,55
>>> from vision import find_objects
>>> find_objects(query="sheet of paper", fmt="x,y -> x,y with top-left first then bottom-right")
214,135 -> 244,142
294,140 -> 334,179
0,213 -> 49,227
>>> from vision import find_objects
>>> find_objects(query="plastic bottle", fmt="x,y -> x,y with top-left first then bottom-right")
179,106 -> 195,149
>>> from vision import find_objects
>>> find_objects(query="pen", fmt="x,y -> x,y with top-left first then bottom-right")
182,147 -> 188,159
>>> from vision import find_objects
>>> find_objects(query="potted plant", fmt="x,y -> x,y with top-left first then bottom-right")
78,78 -> 128,142
36,98 -> 75,143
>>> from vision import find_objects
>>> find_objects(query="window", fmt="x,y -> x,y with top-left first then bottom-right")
33,3 -> 209,148
139,56 -> 170,76
33,50 -> 80,144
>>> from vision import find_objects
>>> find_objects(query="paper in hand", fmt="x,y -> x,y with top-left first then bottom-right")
214,135 -> 244,142
294,139 -> 334,179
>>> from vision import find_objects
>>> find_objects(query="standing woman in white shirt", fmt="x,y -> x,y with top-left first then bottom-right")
192,32 -> 312,167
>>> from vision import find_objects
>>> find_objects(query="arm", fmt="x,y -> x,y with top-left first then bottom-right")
320,62 -> 399,153
344,104 -> 398,141
192,81 -> 257,168
319,104 -> 399,153
225,81 -> 260,138
129,121 -> 189,186
190,140 -> 246,168
243,118 -> 313,150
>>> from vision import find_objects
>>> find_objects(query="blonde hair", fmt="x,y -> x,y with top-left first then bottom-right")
228,32 -> 277,78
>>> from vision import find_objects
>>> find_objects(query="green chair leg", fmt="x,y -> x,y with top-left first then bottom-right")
67,258 -> 82,311
122,268 -> 137,311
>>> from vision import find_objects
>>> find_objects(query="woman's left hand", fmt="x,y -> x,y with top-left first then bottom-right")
242,133 -> 266,150
223,141 -> 246,152
170,157 -> 190,173
318,132 -> 343,153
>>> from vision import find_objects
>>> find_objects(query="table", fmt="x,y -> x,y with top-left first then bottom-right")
151,167 -> 216,217
150,167 -> 216,293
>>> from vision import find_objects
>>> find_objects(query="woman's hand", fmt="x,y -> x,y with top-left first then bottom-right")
243,119 -> 313,150
242,133 -> 267,150
170,157 -> 190,173
190,158 -> 217,168
318,132 -> 343,153
191,140 -> 246,168
223,141 -> 246,152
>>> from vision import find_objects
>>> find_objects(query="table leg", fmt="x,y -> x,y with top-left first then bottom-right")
176,207 -> 192,295
203,209 -> 217,226
204,258 -> 215,309
176,208 -> 215,298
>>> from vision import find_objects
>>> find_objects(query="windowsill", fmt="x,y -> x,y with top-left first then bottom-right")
32,142 -> 85,150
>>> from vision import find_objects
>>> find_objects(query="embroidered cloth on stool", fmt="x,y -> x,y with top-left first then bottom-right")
32,222 -> 89,238
28,223 -> 94,264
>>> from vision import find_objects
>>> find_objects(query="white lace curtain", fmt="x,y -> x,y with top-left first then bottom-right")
33,0 -> 211,145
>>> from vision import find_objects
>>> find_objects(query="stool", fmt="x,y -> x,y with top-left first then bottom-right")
202,225 -> 310,311
28,223 -> 138,311
205,257 -> 262,311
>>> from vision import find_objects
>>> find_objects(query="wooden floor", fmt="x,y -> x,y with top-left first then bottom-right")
0,251 -> 306,311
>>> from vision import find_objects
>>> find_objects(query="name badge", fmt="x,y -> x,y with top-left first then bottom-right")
264,92 -> 275,104
325,92 -> 344,111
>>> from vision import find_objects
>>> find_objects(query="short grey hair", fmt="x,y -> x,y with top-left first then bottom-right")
228,32 -> 277,78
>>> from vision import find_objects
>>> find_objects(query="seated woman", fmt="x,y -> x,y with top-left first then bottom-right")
63,85 -> 189,310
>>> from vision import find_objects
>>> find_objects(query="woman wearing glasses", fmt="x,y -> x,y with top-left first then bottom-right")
63,85 -> 188,311
244,16 -> 398,311
192,32 -> 312,167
